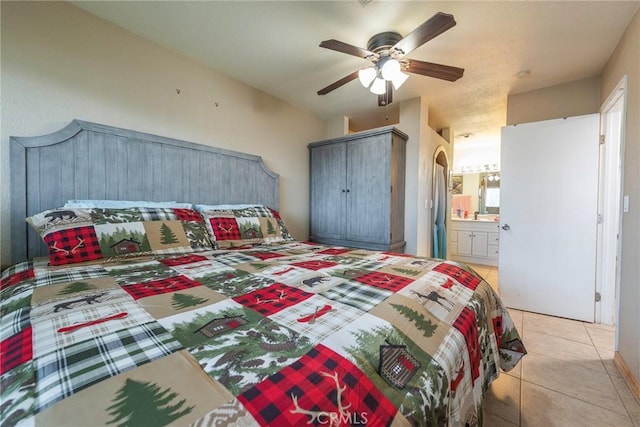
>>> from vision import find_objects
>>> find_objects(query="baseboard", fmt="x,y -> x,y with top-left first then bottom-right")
614,351 -> 640,401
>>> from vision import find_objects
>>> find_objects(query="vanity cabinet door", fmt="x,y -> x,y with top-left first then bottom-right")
455,231 -> 488,256
471,232 -> 488,257
457,232 -> 473,255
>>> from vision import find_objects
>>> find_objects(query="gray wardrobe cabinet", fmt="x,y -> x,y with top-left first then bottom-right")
308,126 -> 407,252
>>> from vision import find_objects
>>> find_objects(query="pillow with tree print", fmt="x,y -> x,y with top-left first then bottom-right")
26,207 -> 213,266
197,205 -> 294,249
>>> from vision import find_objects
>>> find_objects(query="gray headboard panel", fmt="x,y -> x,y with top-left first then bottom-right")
10,119 -> 279,264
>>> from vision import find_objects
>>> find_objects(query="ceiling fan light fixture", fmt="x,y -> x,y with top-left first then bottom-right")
370,77 -> 387,95
358,67 -> 377,88
381,58 -> 401,80
390,71 -> 409,89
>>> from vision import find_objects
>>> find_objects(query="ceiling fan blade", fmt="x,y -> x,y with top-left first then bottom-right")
404,59 -> 464,82
320,39 -> 375,59
317,70 -> 360,95
393,12 -> 456,55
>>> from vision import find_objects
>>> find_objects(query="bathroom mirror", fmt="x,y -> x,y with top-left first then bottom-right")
451,172 -> 500,218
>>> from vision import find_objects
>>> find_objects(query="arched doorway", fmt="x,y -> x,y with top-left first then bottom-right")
432,146 -> 449,258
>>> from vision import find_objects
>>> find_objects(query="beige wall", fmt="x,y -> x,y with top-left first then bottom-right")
399,97 -> 453,256
0,1 -> 325,268
506,76 -> 601,125
601,8 -> 640,386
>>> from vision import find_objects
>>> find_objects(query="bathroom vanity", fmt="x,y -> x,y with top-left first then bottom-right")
448,171 -> 500,266
449,218 -> 500,266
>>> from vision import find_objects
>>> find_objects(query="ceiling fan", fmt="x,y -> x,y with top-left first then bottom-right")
317,12 -> 464,106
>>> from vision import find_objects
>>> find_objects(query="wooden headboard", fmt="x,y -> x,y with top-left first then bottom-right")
10,119 -> 279,264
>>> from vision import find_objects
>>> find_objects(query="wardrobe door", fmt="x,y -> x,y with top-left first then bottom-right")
345,135 -> 390,244
309,142 -> 347,241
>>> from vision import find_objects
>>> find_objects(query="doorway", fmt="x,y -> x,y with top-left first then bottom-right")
432,146 -> 449,259
499,78 -> 627,324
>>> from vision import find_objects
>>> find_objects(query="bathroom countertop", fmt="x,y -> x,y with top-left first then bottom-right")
451,217 -> 499,222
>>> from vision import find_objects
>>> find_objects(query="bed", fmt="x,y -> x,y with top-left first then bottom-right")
1,120 -> 525,426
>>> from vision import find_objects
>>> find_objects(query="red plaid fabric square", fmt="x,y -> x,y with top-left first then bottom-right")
233,283 -> 313,316
122,275 -> 201,300
160,254 -> 208,267
433,263 -> 481,290
43,226 -> 103,266
246,251 -> 285,261
267,207 -> 281,219
453,307 -> 481,385
354,272 -> 412,292
291,260 -> 338,271
173,208 -> 203,222
317,248 -> 351,256
210,217 -> 242,240
0,269 -> 34,290
238,344 -> 397,426
0,326 -> 32,375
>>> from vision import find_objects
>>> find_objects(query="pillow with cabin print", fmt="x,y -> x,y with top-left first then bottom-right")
196,205 -> 294,249
26,207 -> 213,266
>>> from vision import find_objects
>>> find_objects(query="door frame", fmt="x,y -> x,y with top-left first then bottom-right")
595,75 -> 627,326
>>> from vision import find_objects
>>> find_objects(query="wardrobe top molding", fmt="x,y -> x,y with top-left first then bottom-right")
308,126 -> 408,148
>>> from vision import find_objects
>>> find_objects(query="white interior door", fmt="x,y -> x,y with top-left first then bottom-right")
499,114 -> 600,322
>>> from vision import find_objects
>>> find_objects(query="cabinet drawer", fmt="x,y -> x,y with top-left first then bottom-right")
489,232 -> 499,244
488,244 -> 499,259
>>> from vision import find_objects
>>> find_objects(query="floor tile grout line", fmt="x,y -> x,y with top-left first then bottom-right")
521,328 -> 607,349
516,322 -> 630,419
584,321 -> 637,422
519,377 -> 633,419
522,320 -> 631,419
583,320 -> 636,422
591,321 -> 639,425
485,408 -> 518,427
606,365 -> 638,424
521,349 -> 612,375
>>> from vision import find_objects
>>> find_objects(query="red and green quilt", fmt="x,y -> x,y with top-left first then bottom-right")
0,241 -> 525,426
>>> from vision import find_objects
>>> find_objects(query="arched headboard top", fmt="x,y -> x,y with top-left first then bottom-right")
10,119 -> 279,264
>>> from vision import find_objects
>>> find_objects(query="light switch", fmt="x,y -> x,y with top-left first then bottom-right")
623,195 -> 629,213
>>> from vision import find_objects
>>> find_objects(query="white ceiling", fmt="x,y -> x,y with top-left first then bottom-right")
71,0 -> 638,151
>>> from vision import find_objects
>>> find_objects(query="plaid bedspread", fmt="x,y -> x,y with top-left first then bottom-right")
0,241 -> 525,426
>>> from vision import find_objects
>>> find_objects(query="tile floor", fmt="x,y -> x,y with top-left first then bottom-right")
469,264 -> 640,427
